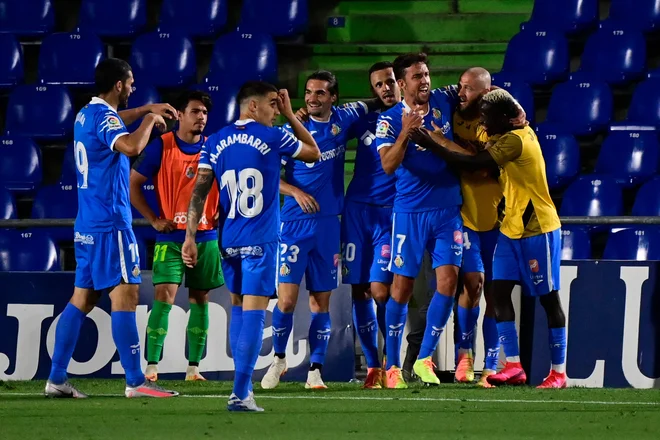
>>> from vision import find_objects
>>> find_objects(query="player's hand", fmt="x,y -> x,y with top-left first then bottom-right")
292,188 -> 320,214
147,103 -> 178,121
295,107 -> 309,123
423,121 -> 450,147
277,89 -> 295,119
510,103 -> 528,127
408,127 -> 436,151
182,238 -> 198,268
148,113 -> 168,132
151,218 -> 175,233
401,105 -> 423,135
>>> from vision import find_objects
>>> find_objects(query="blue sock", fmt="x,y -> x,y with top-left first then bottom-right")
385,298 -> 407,369
271,305 -> 293,356
309,312 -> 331,365
496,321 -> 520,359
233,309 -> 265,400
419,292 -> 454,359
549,327 -> 567,366
375,300 -> 387,356
230,305 -> 242,357
48,303 -> 86,384
353,298 -> 379,368
111,311 -> 144,387
457,305 -> 480,350
483,316 -> 500,370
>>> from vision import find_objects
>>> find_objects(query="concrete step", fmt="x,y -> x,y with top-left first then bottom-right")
335,0 -> 452,15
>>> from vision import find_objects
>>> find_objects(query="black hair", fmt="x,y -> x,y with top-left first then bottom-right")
305,70 -> 339,97
175,90 -> 213,113
95,58 -> 132,95
392,53 -> 428,80
236,81 -> 279,105
368,61 -> 394,79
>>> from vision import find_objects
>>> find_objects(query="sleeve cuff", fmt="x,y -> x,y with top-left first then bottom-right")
376,142 -> 394,152
109,131 -> 129,151
197,163 -> 213,170
290,140 -> 303,158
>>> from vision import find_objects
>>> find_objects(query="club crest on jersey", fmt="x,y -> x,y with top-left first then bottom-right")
394,255 -> 404,268
185,165 -> 195,179
331,124 -> 341,136
376,120 -> 390,138
280,263 -> 291,277
132,265 -> 140,277
342,265 -> 349,277
529,259 -> 539,273
432,108 -> 442,120
381,244 -> 391,258
453,231 -> 463,244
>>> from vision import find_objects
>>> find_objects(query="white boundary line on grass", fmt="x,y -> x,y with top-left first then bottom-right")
2,392 -> 659,406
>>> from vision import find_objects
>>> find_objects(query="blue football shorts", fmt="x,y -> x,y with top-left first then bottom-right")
462,227 -> 500,281
221,242 -> 278,296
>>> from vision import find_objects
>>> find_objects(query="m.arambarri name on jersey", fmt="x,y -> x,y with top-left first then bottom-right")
208,133 -> 273,163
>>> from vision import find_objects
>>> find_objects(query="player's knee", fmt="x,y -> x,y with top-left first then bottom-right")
109,283 -> 139,311
539,290 -> 566,328
370,282 -> 389,304
188,289 -> 209,305
155,284 -> 177,304
391,275 -> 414,303
71,288 -> 99,314
490,279 -> 516,322
277,296 -> 297,313
230,293 -> 243,306
309,292 -> 331,313
351,284 -> 370,301
464,272 -> 484,307
435,265 -> 459,296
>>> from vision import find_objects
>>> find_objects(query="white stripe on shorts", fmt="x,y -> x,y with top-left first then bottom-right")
387,213 -> 397,271
117,230 -> 128,283
545,233 -> 553,291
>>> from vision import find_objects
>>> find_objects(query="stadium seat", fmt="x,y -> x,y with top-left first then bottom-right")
59,142 -> 77,184
491,75 -> 535,124
560,175 -> 623,217
560,226 -> 591,260
5,85 -> 74,140
38,32 -> 105,87
31,184 -> 78,241
603,227 -> 660,260
626,78 -> 660,127
579,28 -> 646,85
0,136 -> 42,193
535,124 -> 580,189
0,231 -> 60,271
605,0 -> 660,33
595,129 -> 659,187
125,84 -> 161,132
544,74 -> 613,136
0,34 -> 24,89
196,80 -> 240,134
632,175 -> 660,216
520,0 -> 598,34
132,179 -> 159,243
648,68 -> 660,79
78,0 -> 146,38
498,30 -> 569,86
0,0 -> 54,37
129,32 -> 196,87
0,188 -> 16,219
209,32 -> 277,86
159,0 -> 227,38
239,0 -> 308,37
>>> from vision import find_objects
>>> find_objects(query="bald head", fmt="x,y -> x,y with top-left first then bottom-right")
457,67 -> 492,118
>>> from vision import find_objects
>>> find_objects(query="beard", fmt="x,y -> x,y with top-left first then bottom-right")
191,128 -> 203,135
457,99 -> 480,118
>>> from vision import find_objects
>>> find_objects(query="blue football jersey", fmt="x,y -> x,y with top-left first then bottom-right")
375,88 -> 462,213
280,102 -> 367,221
73,97 -> 132,232
345,110 -> 396,206
199,119 -> 302,248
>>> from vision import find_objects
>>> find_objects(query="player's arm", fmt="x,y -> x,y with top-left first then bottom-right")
118,103 -> 178,126
113,113 -> 166,157
277,89 -> 321,163
129,170 -> 175,233
378,107 -> 423,175
280,178 -> 319,214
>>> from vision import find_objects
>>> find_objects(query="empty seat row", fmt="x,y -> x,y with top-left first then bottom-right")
561,226 -> 660,260
0,0 -> 307,38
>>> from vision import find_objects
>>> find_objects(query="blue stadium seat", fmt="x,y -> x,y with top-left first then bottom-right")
595,129 -> 659,187
5,85 -> 74,140
0,0 -> 55,37
31,184 -> 78,241
130,32 -> 196,87
491,75 -> 535,125
626,78 -> 660,127
132,179 -> 159,242
560,227 -> 591,260
78,0 -> 146,38
499,30 -> 569,86
38,32 -> 105,87
125,84 -> 161,132
209,32 -> 277,86
544,75 -> 613,136
606,0 -> 660,33
603,227 -> 660,260
521,0 -> 598,34
0,188 -> 16,219
632,175 -> 660,216
159,0 -> 227,38
196,80 -> 240,134
0,34 -> 24,89
0,136 -> 42,193
579,28 -> 646,85
60,142 -> 77,184
535,124 -> 580,189
239,0 -> 308,37
648,68 -> 660,79
560,175 -> 623,217
0,231 -> 60,271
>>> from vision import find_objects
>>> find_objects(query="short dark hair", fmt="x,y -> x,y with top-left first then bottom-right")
392,53 -> 428,80
368,61 -> 393,80
305,70 -> 339,97
175,90 -> 213,113
95,58 -> 132,94
236,81 -> 279,105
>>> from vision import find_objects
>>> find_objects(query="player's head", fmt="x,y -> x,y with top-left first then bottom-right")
480,89 -> 520,137
393,53 -> 430,106
174,90 -> 212,136
304,70 -> 338,119
237,81 -> 280,127
368,61 -> 400,108
95,58 -> 134,108
457,67 -> 491,117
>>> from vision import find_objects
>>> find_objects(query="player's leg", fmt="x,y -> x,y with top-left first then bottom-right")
413,209 -> 462,386
478,229 -> 501,387
370,205 -> 394,366
522,229 -> 567,389
403,252 -> 434,381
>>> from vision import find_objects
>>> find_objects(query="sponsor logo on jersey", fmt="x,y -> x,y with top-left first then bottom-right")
381,244 -> 391,258
453,231 -> 463,245
331,124 -> 341,136
185,165 -> 195,179
224,246 -> 264,258
333,254 -> 340,267
529,259 -> 539,273
74,232 -> 94,245
432,108 -> 441,120
280,263 -> 291,277
173,212 -> 209,225
394,255 -> 404,268
375,120 -> 390,138
100,113 -> 123,133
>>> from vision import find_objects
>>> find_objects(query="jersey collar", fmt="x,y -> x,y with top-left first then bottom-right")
235,119 -> 255,126
90,96 -> 116,111
401,98 -> 429,117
